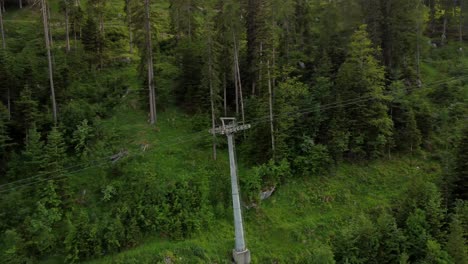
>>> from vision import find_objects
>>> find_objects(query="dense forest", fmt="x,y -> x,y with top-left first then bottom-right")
0,0 -> 467,263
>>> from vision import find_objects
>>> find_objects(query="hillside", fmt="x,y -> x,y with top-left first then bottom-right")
0,1 -> 467,264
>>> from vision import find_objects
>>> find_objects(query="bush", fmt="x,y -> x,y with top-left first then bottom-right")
293,137 -> 332,178
242,159 -> 291,204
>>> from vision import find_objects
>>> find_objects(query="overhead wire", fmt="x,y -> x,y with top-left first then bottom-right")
1,74 -> 467,193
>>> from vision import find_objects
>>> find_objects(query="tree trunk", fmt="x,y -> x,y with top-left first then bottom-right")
223,72 -> 227,116
41,0 -> 58,124
208,38 -> 217,161
145,0 -> 157,125
416,0 -> 421,79
267,60 -> 275,159
19,0 -> 22,8
65,5 -> 70,52
233,33 -> 245,124
0,7 -> 5,49
47,4 -> 54,48
234,66 -> 239,115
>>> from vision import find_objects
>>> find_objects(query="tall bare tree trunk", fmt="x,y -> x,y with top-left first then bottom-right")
41,0 -> 58,124
19,0 -> 22,8
47,4 -> 54,48
223,72 -> 227,116
65,5 -> 70,52
416,0 -> 421,79
233,33 -> 245,124
267,60 -> 275,159
0,7 -> 5,49
145,0 -> 157,125
208,38 -> 217,160
234,61 -> 239,114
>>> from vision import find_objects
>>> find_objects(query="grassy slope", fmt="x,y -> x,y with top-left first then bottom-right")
81,103 -> 441,263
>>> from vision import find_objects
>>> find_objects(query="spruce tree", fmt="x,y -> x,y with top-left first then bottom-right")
43,127 -> 67,176
336,25 -> 393,159
21,127 -> 46,178
14,87 -> 40,136
446,216 -> 468,263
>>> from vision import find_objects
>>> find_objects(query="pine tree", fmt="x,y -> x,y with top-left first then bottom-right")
446,216 -> 468,263
405,209 -> 430,261
14,87 -> 39,136
81,16 -> 102,67
170,0 -> 199,41
402,109 -> 422,154
21,127 -> 45,178
43,127 -> 67,176
336,25 -> 393,159
376,211 -> 406,263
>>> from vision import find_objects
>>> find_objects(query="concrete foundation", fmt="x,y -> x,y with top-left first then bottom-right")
232,249 -> 251,264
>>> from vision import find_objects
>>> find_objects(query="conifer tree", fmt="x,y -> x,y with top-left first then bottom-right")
81,16 -> 102,67
446,216 -> 468,263
43,127 -> 67,176
14,87 -> 39,136
21,127 -> 45,178
170,0 -> 199,41
336,25 -> 393,159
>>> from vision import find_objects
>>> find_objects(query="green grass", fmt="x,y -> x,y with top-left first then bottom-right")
77,104 -> 441,263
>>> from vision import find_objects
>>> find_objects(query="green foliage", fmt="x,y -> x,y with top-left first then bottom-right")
0,102 -> 11,166
293,137 -> 332,178
82,16 -> 104,66
335,25 -> 393,159
396,177 -> 446,240
26,181 -> 63,256
405,209 -> 430,261
376,211 -> 406,263
14,87 -> 40,135
43,127 -> 67,176
333,214 -> 380,263
453,124 -> 468,200
0,229 -> 30,264
72,119 -> 94,160
18,127 -> 45,179
243,159 -> 291,203
446,216 -> 468,264
424,239 -> 452,264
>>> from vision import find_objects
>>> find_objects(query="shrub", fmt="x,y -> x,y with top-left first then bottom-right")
293,137 -> 332,178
